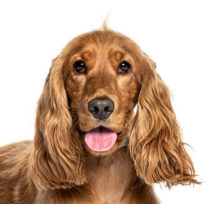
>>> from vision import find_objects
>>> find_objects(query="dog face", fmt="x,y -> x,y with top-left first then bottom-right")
32,29 -> 197,190
63,31 -> 142,154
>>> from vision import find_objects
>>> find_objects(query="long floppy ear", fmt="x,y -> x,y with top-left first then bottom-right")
30,55 -> 86,190
129,54 -> 198,187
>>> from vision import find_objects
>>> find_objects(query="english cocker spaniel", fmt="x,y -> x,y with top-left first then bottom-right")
0,28 -> 198,204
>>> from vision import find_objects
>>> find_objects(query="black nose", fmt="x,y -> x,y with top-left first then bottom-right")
88,98 -> 114,120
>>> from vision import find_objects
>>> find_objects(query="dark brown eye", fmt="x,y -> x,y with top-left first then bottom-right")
73,60 -> 87,73
118,61 -> 131,74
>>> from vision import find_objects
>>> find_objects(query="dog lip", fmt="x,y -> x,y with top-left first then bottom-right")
117,131 -> 123,136
77,126 -> 123,136
76,127 -> 86,136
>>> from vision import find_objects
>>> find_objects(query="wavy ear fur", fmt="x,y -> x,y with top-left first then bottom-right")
130,54 -> 198,187
31,55 -> 86,190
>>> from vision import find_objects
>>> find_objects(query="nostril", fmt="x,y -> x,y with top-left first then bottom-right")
104,106 -> 110,113
94,106 -> 99,114
92,106 -> 99,115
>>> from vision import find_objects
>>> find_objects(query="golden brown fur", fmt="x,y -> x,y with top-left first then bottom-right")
0,29 -> 198,204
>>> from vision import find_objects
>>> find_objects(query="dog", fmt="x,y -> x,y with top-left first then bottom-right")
0,28 -> 198,204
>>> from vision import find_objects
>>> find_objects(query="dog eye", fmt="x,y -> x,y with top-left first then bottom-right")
73,60 -> 87,73
118,61 -> 131,74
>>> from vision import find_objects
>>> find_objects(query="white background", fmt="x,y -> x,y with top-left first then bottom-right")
0,0 -> 219,203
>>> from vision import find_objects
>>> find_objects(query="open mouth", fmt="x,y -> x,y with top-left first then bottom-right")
81,126 -> 122,152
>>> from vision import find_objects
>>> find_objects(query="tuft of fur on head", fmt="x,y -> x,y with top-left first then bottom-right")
100,14 -> 110,31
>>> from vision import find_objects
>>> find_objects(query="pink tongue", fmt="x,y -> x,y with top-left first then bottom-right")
85,127 -> 117,152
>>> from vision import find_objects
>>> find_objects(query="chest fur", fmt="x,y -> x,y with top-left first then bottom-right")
35,148 -> 137,204
85,148 -> 136,203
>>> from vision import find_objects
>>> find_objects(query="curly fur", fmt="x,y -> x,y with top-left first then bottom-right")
130,55 -> 196,187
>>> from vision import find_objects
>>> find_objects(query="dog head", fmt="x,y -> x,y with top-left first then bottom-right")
31,29 -> 198,190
